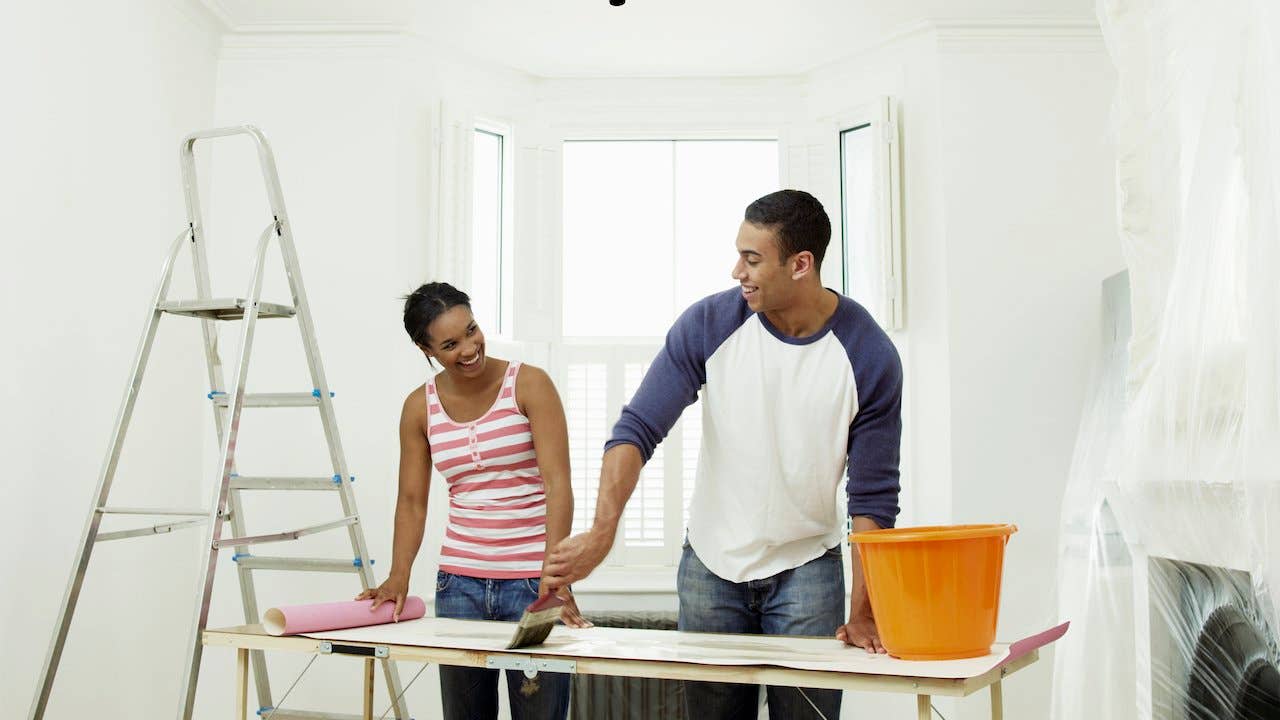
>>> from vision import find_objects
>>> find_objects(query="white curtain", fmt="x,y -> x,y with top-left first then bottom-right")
1054,1 -> 1280,717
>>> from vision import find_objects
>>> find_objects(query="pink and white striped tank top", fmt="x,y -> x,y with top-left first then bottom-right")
427,362 -> 546,579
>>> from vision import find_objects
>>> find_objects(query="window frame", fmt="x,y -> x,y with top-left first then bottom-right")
836,97 -> 904,331
471,120 -> 515,337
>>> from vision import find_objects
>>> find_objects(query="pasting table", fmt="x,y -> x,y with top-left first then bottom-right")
203,618 -> 1068,719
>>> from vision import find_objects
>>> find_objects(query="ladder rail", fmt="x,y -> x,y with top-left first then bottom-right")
182,129 -> 296,711
177,219 -> 277,719
29,229 -> 192,720
182,126 -> 274,710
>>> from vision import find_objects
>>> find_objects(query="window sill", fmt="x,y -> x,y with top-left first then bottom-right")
572,565 -> 678,595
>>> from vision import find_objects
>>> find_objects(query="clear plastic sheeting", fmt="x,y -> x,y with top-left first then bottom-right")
1054,1 -> 1280,718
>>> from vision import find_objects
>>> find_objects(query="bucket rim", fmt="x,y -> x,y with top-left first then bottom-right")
849,523 -> 1017,544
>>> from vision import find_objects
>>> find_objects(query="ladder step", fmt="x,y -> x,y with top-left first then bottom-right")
97,518 -> 207,542
231,475 -> 344,491
234,557 -> 364,573
213,516 -> 358,549
158,298 -> 296,320
257,708 -> 370,719
210,392 -> 326,408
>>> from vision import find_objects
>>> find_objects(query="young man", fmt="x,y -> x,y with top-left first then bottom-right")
545,189 -> 903,719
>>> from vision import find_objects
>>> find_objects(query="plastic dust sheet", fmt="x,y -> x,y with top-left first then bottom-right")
1053,1 -> 1280,718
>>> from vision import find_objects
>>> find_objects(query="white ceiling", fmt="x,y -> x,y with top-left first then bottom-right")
207,0 -> 1097,77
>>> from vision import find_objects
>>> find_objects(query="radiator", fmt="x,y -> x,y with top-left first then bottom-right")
570,611 -> 686,719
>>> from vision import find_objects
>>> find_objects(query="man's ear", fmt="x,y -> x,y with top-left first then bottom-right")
791,251 -> 815,280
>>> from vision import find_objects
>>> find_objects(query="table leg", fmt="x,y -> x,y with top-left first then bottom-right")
917,694 -> 931,720
363,657 -> 375,720
236,648 -> 248,720
990,679 -> 1004,720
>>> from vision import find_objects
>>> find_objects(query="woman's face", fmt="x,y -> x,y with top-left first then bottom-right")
422,305 -> 487,379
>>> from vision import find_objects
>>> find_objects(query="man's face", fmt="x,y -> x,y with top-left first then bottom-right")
732,220 -> 794,313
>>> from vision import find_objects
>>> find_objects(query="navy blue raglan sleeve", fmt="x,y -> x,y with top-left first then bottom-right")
837,304 -> 904,529
604,300 -> 711,462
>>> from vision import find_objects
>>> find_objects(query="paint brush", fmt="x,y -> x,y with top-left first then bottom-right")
505,592 -> 565,649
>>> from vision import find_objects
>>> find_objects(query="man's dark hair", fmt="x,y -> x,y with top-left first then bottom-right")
403,282 -> 471,349
744,189 -> 832,268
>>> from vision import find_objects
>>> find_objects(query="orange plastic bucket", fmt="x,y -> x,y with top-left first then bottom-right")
849,523 -> 1017,660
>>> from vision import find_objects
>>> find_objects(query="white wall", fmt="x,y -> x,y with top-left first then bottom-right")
0,1 -> 222,718
937,33 -> 1121,719
809,22 -> 1121,720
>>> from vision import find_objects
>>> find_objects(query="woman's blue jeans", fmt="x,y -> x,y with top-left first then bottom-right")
434,571 -> 570,720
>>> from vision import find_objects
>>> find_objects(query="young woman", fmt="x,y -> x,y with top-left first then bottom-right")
359,282 -> 588,720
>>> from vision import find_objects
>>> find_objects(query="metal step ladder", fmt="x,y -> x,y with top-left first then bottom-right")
29,126 -> 410,720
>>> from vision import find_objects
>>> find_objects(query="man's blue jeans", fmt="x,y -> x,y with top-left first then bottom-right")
678,543 -> 846,720
434,571 -> 570,720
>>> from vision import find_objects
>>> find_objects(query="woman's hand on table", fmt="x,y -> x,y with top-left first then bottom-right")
357,573 -> 410,622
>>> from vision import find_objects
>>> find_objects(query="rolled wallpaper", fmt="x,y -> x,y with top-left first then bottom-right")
263,597 -> 427,636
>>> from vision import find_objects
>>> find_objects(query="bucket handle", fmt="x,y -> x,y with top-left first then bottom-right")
1005,524 -> 1019,545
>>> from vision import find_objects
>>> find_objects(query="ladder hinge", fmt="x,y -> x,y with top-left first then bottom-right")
352,557 -> 374,568
312,388 -> 335,398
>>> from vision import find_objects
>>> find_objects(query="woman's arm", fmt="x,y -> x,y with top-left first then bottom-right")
519,365 -> 590,627
357,387 -> 431,621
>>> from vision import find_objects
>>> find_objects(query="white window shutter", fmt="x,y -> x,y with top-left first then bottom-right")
432,100 -> 475,283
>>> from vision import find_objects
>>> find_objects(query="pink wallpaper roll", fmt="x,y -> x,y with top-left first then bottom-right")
263,597 -> 427,636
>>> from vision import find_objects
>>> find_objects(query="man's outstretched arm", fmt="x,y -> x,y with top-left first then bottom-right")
543,443 -> 645,589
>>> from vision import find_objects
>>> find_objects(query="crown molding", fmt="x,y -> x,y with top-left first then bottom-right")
226,20 -> 410,35
933,16 -> 1103,53
170,0 -> 230,34
219,31 -> 409,60
192,0 -> 234,31
804,15 -> 1102,78
213,15 -> 1104,71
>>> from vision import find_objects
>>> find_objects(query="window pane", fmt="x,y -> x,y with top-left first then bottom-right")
673,141 -> 779,313
562,142 -> 674,337
563,140 -> 778,337
681,396 -> 702,532
841,125 -> 883,319
624,362 -> 663,547
472,129 -> 503,334
566,362 -> 607,535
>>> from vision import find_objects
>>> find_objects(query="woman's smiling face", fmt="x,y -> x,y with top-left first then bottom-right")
422,305 -> 487,378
